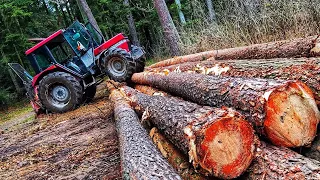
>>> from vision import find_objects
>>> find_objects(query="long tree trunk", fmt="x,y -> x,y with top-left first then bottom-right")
124,0 -> 140,46
107,82 -> 181,180
243,141 -> 320,179
149,128 -> 207,180
174,0 -> 186,24
154,0 -> 181,56
122,86 -> 256,179
149,57 -> 320,107
205,0 -> 216,23
59,5 -> 70,26
147,35 -> 320,69
132,72 -> 320,148
77,0 -> 102,34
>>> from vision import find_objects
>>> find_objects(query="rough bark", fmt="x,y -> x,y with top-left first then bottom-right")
77,0 -> 102,34
150,128 -> 208,180
154,0 -> 181,56
132,72 -> 320,148
148,57 -> 320,106
242,141 -> 320,179
124,0 -> 140,46
121,86 -> 256,179
147,35 -> 320,69
107,82 -> 181,180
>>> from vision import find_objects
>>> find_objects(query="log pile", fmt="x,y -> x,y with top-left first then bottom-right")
147,35 -> 320,69
107,82 -> 181,179
107,36 -> 320,179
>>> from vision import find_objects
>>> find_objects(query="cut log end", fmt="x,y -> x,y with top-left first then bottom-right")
193,112 -> 256,179
265,81 -> 320,147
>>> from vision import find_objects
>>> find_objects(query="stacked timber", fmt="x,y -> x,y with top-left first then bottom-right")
134,85 -> 320,179
149,128 -> 320,179
148,58 -> 320,106
107,82 -> 181,180
121,85 -> 256,179
107,36 -> 320,180
131,72 -> 320,148
147,35 -> 320,69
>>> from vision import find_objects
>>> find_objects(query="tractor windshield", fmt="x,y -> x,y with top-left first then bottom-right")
64,21 -> 92,56
85,23 -> 104,46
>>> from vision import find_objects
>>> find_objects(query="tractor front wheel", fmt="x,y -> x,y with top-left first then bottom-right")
103,48 -> 135,82
39,72 -> 83,113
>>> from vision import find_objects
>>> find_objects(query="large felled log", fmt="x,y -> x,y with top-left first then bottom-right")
149,128 -> 208,180
243,141 -> 320,179
150,127 -> 320,180
148,57 -> 320,105
132,72 -> 320,147
147,35 -> 320,69
107,82 -> 181,180
121,86 -> 256,179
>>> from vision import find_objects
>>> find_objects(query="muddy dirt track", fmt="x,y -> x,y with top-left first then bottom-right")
0,84 -> 121,180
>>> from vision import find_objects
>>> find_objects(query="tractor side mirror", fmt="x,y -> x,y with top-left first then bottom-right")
72,33 -> 81,41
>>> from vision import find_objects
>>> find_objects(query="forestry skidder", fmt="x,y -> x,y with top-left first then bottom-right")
9,20 -> 145,113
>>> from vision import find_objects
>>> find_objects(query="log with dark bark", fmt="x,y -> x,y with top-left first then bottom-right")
243,141 -> 320,179
121,86 -> 256,179
149,128 -> 208,180
132,72 -> 320,148
147,35 -> 320,69
107,82 -> 181,180
148,57 -> 320,106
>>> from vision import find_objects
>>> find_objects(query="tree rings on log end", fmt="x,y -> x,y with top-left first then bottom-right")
264,81 -> 320,147
188,110 -> 256,179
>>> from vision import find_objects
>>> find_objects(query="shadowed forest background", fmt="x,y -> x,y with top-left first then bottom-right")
1,0 -> 320,108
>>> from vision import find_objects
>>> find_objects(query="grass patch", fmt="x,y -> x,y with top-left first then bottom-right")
146,58 -> 157,66
0,103 -> 33,124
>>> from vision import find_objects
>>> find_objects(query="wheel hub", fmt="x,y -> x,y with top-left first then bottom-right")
52,85 -> 69,102
107,57 -> 126,76
114,61 -> 123,71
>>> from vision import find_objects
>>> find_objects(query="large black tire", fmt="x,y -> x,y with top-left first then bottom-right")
39,72 -> 83,113
103,48 -> 136,82
83,84 -> 97,103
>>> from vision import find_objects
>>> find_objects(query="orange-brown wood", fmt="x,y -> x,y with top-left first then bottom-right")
121,86 -> 256,179
132,72 -> 320,147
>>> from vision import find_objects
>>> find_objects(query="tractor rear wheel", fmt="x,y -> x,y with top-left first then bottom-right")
39,72 -> 83,113
103,48 -> 135,82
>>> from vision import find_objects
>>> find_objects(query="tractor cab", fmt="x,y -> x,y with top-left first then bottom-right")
9,20 -> 146,114
26,21 -> 100,78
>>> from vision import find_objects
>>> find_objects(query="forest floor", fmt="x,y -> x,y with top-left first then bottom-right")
0,82 -> 121,180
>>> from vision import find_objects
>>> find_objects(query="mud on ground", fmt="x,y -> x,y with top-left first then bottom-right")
0,84 -> 121,180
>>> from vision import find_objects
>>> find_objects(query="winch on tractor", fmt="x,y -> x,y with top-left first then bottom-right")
9,20 -> 145,113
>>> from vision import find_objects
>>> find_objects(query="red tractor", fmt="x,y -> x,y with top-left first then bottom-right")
9,21 -> 145,113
